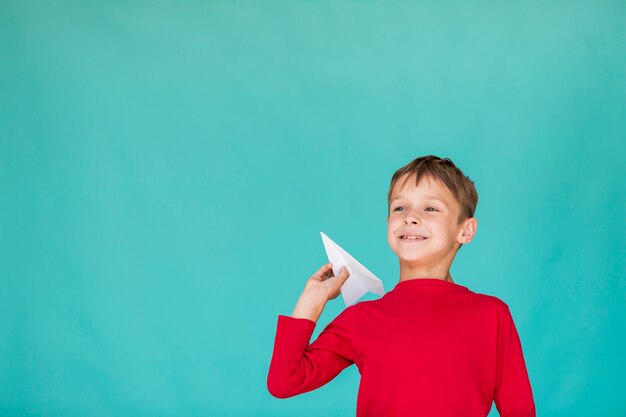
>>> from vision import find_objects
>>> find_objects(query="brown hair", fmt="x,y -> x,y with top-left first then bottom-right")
387,155 -> 478,224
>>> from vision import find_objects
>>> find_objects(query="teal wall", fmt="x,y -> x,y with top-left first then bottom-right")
1,1 -> 624,416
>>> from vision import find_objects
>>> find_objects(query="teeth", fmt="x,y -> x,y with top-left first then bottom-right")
401,236 -> 426,240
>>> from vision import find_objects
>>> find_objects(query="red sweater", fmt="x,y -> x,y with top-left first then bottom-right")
268,278 -> 536,417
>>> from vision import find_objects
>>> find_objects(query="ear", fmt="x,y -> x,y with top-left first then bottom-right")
457,217 -> 477,244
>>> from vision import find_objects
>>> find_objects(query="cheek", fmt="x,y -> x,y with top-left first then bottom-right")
387,233 -> 398,252
386,223 -> 395,241
387,220 -> 402,246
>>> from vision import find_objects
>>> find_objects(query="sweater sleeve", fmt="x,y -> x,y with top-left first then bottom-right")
267,306 -> 356,398
494,303 -> 536,417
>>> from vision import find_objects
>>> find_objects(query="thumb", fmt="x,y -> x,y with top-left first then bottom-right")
337,266 -> 350,285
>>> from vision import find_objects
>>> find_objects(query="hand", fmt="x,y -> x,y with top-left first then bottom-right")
304,263 -> 350,301
291,263 -> 351,323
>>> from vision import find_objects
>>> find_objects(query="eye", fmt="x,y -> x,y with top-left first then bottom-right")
393,206 -> 405,212
425,207 -> 438,212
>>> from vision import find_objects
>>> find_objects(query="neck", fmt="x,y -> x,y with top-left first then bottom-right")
398,262 -> 454,283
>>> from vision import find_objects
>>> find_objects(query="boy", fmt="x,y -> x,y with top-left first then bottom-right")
267,155 -> 536,417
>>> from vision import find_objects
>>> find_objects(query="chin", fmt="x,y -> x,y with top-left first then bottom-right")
396,252 -> 430,265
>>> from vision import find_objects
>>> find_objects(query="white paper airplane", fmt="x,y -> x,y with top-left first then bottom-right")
320,232 -> 385,307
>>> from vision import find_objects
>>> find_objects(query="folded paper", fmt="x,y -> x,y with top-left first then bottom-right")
320,232 -> 386,307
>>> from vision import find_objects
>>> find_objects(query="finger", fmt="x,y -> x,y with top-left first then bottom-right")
313,262 -> 333,279
337,266 -> 350,285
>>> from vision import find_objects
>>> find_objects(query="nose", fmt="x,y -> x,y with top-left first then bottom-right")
404,211 -> 421,225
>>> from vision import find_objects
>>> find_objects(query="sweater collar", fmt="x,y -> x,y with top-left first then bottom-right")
393,278 -> 469,292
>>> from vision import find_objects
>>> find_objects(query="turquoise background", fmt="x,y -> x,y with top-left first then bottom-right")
1,1 -> 624,416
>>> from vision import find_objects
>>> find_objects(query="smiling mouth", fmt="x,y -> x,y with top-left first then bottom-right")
399,235 -> 428,241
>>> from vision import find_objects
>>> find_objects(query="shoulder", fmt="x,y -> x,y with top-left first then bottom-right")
471,292 -> 509,308
464,289 -> 512,317
322,302 -> 361,328
325,299 -> 377,326
347,297 -> 384,314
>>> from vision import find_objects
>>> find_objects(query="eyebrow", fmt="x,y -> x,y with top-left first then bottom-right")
389,194 -> 449,207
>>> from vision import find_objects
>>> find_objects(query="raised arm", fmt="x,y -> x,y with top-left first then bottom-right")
494,304 -> 537,417
267,263 -> 354,398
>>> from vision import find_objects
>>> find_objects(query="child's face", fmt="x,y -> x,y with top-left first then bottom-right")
387,174 -> 473,274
